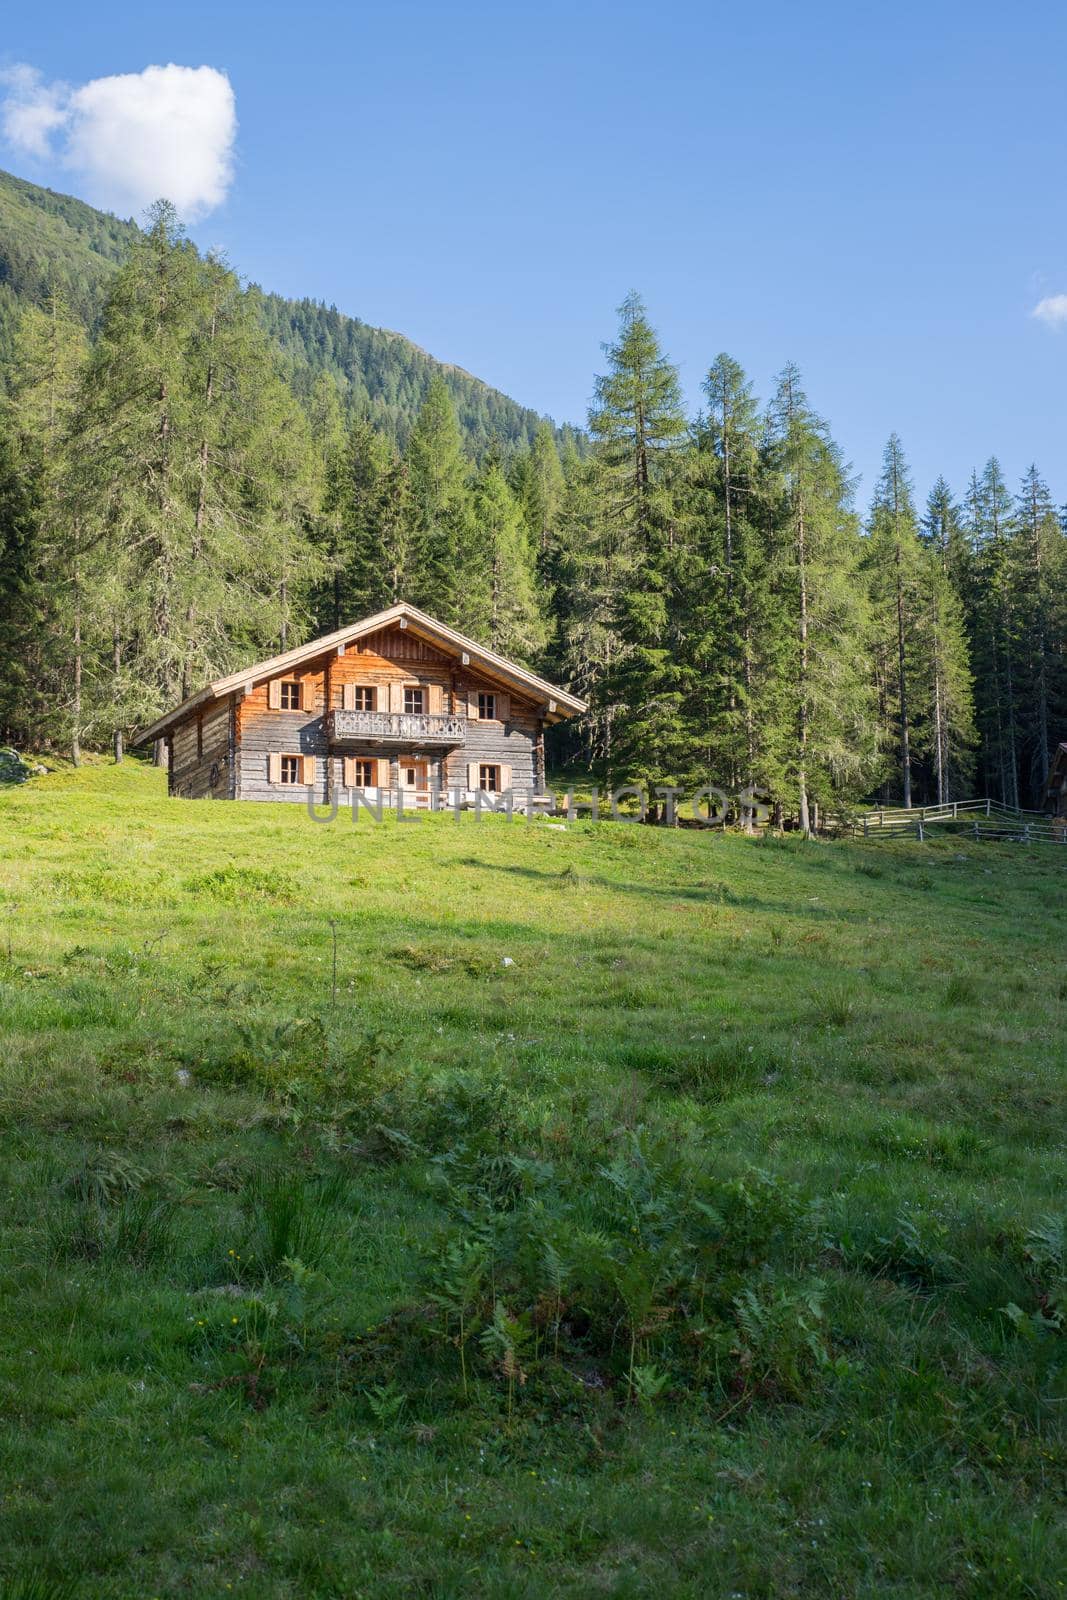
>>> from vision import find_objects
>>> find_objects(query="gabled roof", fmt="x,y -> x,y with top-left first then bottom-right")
136,602 -> 587,744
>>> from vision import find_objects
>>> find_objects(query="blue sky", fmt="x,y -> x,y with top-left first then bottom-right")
3,1 -> 1066,509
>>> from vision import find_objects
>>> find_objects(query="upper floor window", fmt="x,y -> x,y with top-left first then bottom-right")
477,692 -> 496,720
279,755 -> 301,785
279,680 -> 301,710
404,687 -> 425,715
353,686 -> 374,711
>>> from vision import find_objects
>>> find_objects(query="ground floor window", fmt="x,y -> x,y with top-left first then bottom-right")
479,764 -> 499,792
351,758 -> 374,787
401,760 -> 430,789
280,755 -> 300,784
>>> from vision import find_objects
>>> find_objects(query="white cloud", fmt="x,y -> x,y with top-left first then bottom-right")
0,62 -> 236,220
1031,294 -> 1067,329
0,65 -> 69,159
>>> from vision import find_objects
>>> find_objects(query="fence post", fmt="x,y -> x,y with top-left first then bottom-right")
863,816 -> 868,839
916,818 -> 924,842
986,797 -> 991,817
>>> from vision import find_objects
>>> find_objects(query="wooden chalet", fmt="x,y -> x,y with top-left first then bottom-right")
136,603 -> 586,807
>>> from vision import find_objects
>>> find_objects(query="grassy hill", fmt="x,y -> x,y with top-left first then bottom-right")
0,761 -> 1064,1597
0,167 -> 566,452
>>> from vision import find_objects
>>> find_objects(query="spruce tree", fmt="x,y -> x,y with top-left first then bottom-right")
764,365 -> 876,831
864,435 -> 924,806
68,204 -> 319,744
3,292 -> 90,758
1013,465 -> 1065,799
0,417 -> 42,745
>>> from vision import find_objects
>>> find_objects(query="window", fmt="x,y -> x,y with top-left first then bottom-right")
351,758 -> 374,787
279,680 -> 301,710
353,686 -> 374,711
404,687 -> 425,715
280,755 -> 301,785
401,761 -> 428,789
477,691 -> 496,720
479,764 -> 499,793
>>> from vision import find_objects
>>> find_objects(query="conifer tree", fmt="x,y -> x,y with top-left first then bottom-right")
1013,465 -> 1065,797
764,365 -> 875,831
914,555 -> 976,803
586,293 -> 689,789
469,453 -> 546,661
865,435 -> 925,806
68,203 -> 319,746
3,292 -> 90,757
967,458 -> 1020,805
685,354 -> 774,796
405,374 -> 473,621
307,373 -> 349,631
514,419 -> 565,588
0,416 -> 42,744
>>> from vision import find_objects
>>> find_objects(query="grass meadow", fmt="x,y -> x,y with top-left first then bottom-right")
0,758 -> 1064,1598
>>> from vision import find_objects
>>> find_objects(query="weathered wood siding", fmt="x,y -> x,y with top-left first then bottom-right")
236,668 -> 330,804
444,695 -> 540,796
169,699 -> 234,800
216,626 -> 547,803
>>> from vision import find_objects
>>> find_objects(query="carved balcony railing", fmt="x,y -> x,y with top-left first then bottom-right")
326,709 -> 467,747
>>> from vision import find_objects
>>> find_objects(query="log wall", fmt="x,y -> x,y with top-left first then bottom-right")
228,627 -> 545,803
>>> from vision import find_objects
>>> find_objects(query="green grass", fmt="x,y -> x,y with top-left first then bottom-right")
1,758 -> 1064,1598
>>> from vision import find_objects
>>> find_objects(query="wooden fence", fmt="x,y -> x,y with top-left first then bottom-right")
847,798 -> 1066,847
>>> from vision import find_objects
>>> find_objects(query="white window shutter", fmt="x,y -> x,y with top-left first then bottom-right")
428,683 -> 443,714
268,680 -> 281,710
342,683 -> 355,711
467,761 -> 480,790
268,752 -> 282,783
377,757 -> 391,788
500,763 -> 512,790
343,756 -> 356,787
389,682 -> 403,714
302,755 -> 317,786
497,692 -> 510,722
301,678 -> 314,713
467,688 -> 479,719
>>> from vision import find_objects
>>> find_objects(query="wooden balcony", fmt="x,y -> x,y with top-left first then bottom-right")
326,709 -> 467,747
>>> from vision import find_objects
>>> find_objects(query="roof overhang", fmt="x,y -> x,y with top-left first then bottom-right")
135,602 -> 587,745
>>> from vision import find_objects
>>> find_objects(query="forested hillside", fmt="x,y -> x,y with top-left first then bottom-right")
0,184 -> 1063,816
0,167 -> 561,454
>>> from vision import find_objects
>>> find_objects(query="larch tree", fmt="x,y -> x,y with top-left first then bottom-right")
470,452 -> 546,662
405,374 -> 474,623
586,292 -> 689,790
685,354 -> 773,798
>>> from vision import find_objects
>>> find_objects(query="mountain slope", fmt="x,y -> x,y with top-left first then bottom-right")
0,167 -> 567,453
